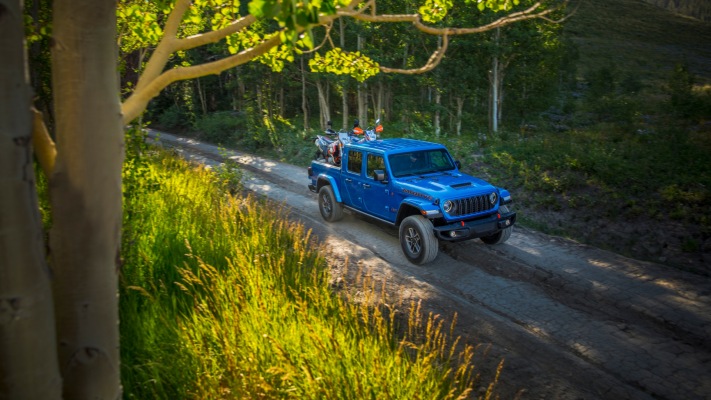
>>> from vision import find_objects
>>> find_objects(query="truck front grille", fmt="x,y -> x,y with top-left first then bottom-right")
450,194 -> 494,216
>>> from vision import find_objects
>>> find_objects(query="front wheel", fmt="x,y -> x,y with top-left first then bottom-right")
399,215 -> 438,265
318,185 -> 344,222
480,205 -> 513,245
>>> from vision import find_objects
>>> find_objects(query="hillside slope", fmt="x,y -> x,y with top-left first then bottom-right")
644,0 -> 711,22
565,0 -> 711,86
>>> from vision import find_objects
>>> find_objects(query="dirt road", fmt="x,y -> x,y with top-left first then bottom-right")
148,131 -> 711,400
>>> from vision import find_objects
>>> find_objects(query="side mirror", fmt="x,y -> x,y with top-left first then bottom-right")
373,169 -> 387,183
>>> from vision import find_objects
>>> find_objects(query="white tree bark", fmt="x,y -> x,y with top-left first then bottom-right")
490,52 -> 499,133
316,79 -> 331,129
455,96 -> 464,136
301,56 -> 310,130
356,35 -> 368,126
50,0 -> 123,398
434,90 -> 441,137
0,1 -> 62,398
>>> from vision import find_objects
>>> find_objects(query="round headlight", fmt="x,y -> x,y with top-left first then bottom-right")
443,200 -> 455,213
489,192 -> 498,205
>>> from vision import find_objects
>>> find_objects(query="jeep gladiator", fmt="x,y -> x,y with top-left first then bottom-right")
308,138 -> 516,264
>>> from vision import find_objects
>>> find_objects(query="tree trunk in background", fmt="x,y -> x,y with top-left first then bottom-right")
489,27 -> 509,134
300,56 -> 309,130
196,78 -> 207,115
278,85 -> 284,118
0,0 -> 62,398
50,0 -> 123,398
358,82 -> 367,127
316,80 -> 331,129
340,19 -> 348,130
434,90 -> 441,137
455,96 -> 464,136
372,80 -> 384,122
490,52 -> 499,133
341,83 -> 349,129
357,36 -> 367,126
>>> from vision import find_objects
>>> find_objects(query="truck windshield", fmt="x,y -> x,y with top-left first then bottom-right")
388,149 -> 456,178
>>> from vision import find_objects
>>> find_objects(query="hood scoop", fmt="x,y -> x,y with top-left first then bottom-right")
451,182 -> 474,189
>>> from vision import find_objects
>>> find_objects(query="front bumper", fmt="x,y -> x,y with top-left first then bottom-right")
433,210 -> 516,242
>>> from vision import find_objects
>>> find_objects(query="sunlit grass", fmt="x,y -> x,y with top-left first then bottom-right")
120,148 -> 493,398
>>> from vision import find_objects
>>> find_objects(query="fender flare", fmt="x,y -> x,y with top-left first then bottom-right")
316,174 -> 343,203
396,197 -> 440,225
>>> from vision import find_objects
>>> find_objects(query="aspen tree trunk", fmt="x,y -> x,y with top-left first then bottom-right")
434,90 -> 441,137
356,36 -> 367,125
342,83 -> 349,130
489,27 -> 501,133
196,78 -> 207,115
316,80 -> 331,129
372,80 -> 384,122
0,0 -> 62,398
50,0 -> 123,398
455,96 -> 464,136
278,86 -> 284,118
300,56 -> 310,130
358,83 -> 367,126
340,19 -> 349,130
490,54 -> 499,133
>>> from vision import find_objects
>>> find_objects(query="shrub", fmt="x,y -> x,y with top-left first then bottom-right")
156,104 -> 192,130
192,111 -> 247,146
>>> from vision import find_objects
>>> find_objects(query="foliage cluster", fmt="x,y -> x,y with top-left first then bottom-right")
138,0 -> 572,138
119,144 -> 496,398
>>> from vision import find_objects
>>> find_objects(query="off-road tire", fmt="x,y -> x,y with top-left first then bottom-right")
480,205 -> 513,245
399,215 -> 438,265
318,185 -> 344,222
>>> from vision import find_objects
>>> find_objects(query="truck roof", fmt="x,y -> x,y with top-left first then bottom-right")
347,138 -> 445,154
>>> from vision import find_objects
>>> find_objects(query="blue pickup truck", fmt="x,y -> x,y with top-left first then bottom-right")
307,138 -> 516,264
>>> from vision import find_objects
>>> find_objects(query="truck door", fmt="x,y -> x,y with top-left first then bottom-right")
359,153 -> 392,220
343,149 -> 364,209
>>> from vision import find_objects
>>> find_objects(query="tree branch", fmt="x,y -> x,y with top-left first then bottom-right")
380,34 -> 449,74
123,35 -> 282,124
132,0 -> 191,95
339,2 -> 560,36
175,14 -> 257,52
337,1 -> 564,75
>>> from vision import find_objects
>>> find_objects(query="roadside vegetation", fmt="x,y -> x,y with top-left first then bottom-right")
145,0 -> 710,273
105,129 -> 496,398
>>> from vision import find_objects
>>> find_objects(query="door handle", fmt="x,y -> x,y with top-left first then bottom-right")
345,178 -> 353,183
363,183 -> 371,189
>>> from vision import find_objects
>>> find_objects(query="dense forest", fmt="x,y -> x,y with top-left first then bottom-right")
130,0 -> 575,139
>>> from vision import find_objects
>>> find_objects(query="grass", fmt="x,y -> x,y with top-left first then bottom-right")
565,0 -> 711,86
118,137 -> 496,399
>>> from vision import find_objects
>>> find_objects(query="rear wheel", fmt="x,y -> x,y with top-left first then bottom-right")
318,185 -> 343,222
480,205 -> 513,245
399,215 -> 438,265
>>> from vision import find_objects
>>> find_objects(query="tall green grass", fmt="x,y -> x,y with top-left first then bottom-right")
120,146 -> 496,398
